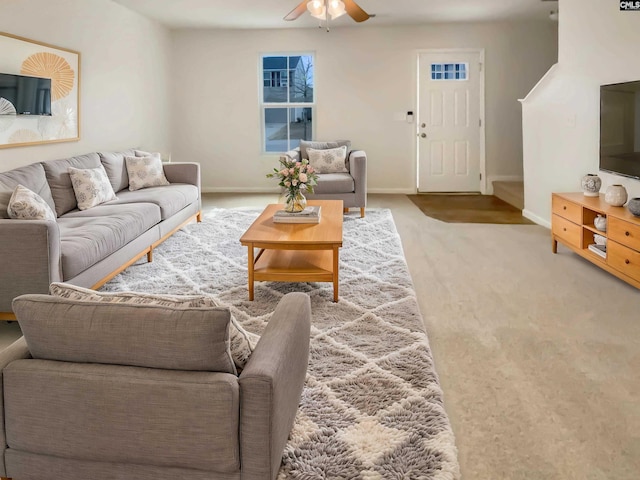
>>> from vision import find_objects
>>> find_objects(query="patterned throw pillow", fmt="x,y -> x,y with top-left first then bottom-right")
307,145 -> 349,174
7,184 -> 57,221
49,282 -> 260,371
125,154 -> 170,191
68,165 -> 118,211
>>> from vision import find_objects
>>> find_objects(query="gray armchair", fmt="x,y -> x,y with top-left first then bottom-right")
0,292 -> 311,480
285,140 -> 367,217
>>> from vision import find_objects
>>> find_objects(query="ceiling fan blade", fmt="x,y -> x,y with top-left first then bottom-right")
284,1 -> 308,21
343,0 -> 371,22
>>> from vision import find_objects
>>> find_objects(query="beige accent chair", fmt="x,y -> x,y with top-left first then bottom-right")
285,140 -> 367,217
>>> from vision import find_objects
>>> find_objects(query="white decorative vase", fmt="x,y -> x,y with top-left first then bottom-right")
604,184 -> 628,206
594,214 -> 607,232
581,174 -> 601,197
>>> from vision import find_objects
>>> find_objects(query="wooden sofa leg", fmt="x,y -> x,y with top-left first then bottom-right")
147,248 -> 153,263
343,207 -> 348,214
196,211 -> 203,222
360,207 -> 365,218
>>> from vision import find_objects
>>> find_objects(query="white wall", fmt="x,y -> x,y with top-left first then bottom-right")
522,0 -> 640,226
0,0 -> 171,172
170,22 -> 557,193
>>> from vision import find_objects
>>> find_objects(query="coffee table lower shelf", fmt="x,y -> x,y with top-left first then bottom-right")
248,246 -> 340,302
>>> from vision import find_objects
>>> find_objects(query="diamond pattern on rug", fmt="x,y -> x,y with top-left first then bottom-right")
102,207 -> 460,479
327,364 -> 416,417
341,417 -> 410,465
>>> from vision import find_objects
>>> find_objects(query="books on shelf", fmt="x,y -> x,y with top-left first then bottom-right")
587,243 -> 607,259
273,206 -> 321,224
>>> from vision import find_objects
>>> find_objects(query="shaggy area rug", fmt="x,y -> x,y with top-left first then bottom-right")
102,208 -> 460,479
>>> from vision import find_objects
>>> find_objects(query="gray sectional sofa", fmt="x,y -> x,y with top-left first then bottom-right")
0,149 -> 201,318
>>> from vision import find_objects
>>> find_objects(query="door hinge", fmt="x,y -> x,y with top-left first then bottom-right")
479,173 -> 482,180
479,62 -> 483,72
479,118 -> 482,127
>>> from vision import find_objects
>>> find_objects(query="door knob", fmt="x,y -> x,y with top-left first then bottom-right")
420,133 -> 427,138
421,123 -> 426,128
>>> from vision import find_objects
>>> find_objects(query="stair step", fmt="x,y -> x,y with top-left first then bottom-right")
493,181 -> 524,210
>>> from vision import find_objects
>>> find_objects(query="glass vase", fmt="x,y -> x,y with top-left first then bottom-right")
285,190 -> 307,213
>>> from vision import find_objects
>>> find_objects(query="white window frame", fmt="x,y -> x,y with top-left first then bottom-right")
260,52 -> 315,154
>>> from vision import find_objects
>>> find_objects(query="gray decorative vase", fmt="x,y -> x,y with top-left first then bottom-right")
604,184 -> 628,206
627,198 -> 640,217
581,174 -> 601,197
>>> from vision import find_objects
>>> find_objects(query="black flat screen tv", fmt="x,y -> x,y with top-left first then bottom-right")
600,80 -> 640,180
0,72 -> 52,116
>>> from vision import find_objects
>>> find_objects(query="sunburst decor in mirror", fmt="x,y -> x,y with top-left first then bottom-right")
0,32 -> 80,148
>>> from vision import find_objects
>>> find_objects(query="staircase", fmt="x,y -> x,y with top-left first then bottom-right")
493,181 -> 524,210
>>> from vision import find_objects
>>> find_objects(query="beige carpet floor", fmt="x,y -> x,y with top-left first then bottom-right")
1,192 -> 638,479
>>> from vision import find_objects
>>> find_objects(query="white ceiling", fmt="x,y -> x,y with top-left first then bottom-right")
111,0 -> 559,30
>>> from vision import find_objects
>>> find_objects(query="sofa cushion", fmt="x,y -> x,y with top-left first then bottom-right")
300,140 -> 351,161
43,153 -> 102,217
0,163 -> 56,219
68,165 -> 118,210
312,173 -> 355,194
98,149 -> 135,193
12,294 -> 236,374
108,184 -> 199,220
125,154 -> 170,191
58,203 -> 161,279
7,185 -> 57,221
307,145 -> 349,174
49,282 -> 260,371
4,360 -> 240,472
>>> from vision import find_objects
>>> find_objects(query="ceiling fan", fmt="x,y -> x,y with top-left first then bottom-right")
284,0 -> 373,24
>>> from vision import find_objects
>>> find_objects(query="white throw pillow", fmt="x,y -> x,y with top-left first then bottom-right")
49,282 -> 260,371
125,153 -> 170,191
68,165 -> 117,211
307,145 -> 348,174
7,184 -> 56,221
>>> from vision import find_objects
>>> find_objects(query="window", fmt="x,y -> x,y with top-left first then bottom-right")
261,54 -> 314,152
431,63 -> 468,81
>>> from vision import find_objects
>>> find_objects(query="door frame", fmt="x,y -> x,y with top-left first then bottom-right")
415,48 -> 487,194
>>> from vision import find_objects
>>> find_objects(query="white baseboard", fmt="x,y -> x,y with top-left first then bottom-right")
202,187 -> 280,194
522,209 -> 550,228
369,188 -> 416,194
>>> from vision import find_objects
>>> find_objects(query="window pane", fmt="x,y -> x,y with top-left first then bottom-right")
263,56 -> 288,103
289,107 -> 312,148
264,107 -> 313,152
264,108 -> 289,152
289,55 -> 314,103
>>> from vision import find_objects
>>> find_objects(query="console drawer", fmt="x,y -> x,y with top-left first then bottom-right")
552,195 -> 582,224
608,216 -> 640,251
608,241 -> 640,282
552,214 -> 581,248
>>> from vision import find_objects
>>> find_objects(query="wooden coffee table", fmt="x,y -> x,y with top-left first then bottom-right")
239,200 -> 343,302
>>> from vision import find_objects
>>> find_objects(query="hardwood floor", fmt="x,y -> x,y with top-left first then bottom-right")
407,193 -> 533,224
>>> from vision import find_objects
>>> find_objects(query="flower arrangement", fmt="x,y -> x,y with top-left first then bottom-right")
267,156 -> 319,211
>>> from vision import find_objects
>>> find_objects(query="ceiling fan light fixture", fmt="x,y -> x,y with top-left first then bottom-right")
328,0 -> 346,19
307,0 -> 324,16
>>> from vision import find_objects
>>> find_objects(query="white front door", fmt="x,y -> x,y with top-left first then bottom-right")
417,51 -> 483,192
